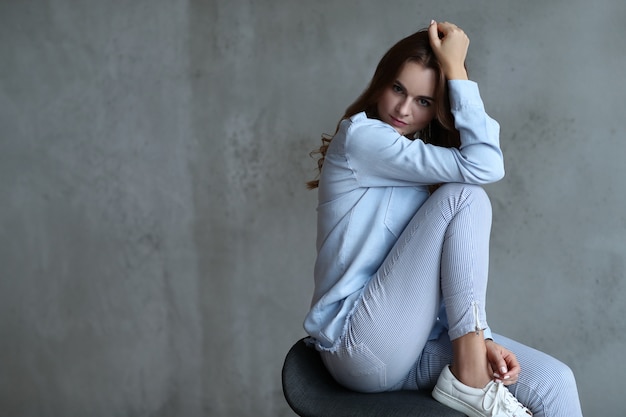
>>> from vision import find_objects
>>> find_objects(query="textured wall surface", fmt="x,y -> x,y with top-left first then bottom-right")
1,0 -> 625,416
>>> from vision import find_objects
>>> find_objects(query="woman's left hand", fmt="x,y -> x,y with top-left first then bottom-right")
485,339 -> 520,386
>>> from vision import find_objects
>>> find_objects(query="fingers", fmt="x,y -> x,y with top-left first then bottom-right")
429,20 -> 467,42
497,358 -> 520,385
427,20 -> 469,80
428,19 -> 440,46
486,340 -> 520,385
500,353 -> 521,384
487,346 -> 509,380
431,20 -> 458,35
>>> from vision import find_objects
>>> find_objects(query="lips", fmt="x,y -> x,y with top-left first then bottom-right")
389,116 -> 408,127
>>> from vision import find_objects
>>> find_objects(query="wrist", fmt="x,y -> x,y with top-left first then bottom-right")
445,69 -> 468,80
441,62 -> 468,80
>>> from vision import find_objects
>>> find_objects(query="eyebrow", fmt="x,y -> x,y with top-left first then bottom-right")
394,80 -> 435,101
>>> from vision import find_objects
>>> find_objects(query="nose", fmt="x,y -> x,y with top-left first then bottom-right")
396,97 -> 411,116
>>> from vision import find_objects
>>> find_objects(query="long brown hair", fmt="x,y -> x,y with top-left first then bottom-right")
306,28 -> 462,189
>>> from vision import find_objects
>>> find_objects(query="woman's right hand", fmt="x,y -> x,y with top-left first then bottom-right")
428,20 -> 469,80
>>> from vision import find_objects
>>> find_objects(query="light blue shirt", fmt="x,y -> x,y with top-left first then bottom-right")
304,80 -> 504,350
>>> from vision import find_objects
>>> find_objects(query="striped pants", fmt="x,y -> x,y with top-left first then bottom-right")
320,183 -> 583,417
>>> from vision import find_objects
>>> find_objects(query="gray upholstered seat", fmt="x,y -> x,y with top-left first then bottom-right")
281,338 -> 464,417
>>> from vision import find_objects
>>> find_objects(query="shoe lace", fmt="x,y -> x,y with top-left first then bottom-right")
483,381 -> 533,416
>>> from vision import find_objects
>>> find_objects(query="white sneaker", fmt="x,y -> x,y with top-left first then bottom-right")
432,365 -> 532,417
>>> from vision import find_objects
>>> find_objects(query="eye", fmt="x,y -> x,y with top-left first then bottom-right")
392,83 -> 404,94
416,98 -> 432,107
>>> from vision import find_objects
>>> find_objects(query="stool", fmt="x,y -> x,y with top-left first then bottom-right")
281,338 -> 464,417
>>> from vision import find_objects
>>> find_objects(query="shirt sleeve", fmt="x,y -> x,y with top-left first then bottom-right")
345,80 -> 504,187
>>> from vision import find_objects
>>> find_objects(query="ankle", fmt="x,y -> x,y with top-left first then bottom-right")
451,332 -> 492,388
450,363 -> 492,388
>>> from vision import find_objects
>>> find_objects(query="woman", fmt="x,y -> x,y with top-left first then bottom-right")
303,20 -> 583,417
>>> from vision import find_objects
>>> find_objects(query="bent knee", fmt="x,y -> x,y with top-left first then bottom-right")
549,359 -> 578,388
436,183 -> 488,199
435,183 -> 491,212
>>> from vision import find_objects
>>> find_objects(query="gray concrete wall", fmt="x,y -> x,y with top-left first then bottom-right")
1,0 -> 624,416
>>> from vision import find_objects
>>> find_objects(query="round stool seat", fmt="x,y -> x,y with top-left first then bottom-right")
281,338 -> 464,417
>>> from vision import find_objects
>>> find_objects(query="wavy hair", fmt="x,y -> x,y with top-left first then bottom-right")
306,28 -> 462,189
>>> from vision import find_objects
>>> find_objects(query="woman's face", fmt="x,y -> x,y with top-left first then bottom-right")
376,61 -> 437,136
